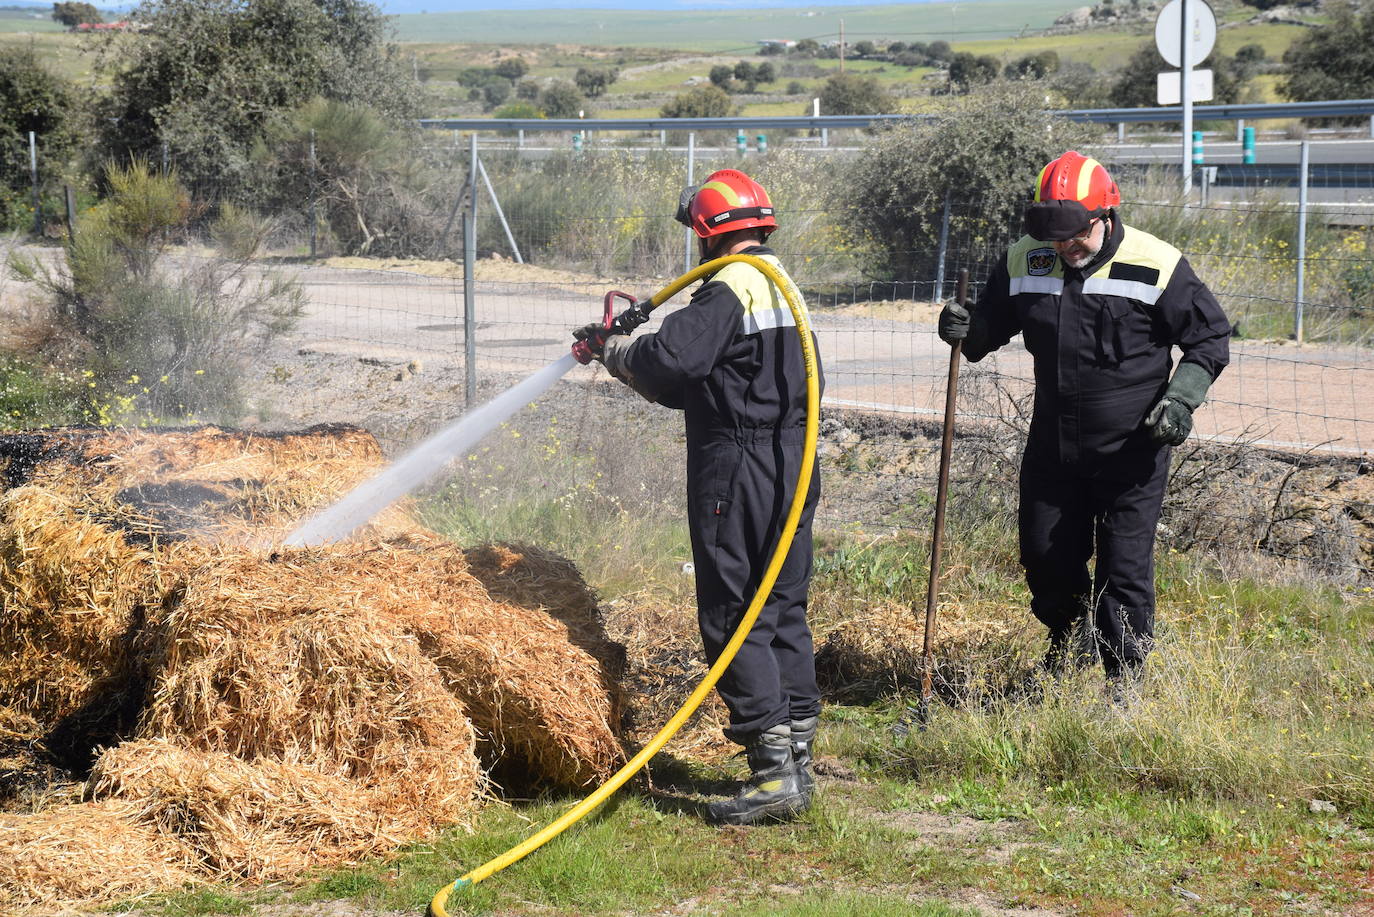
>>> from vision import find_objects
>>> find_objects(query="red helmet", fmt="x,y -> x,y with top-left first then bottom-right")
1034,151 -> 1120,213
675,169 -> 777,239
1025,151 -> 1121,241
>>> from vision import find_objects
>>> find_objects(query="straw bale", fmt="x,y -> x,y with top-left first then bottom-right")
0,485 -> 157,721
600,600 -> 735,763
138,546 -> 485,813
814,600 -> 1022,700
0,424 -> 416,545
92,738 -> 442,879
0,798 -> 200,913
0,424 -> 633,905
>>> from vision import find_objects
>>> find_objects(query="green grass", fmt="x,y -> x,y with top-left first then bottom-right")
0,8 -> 62,33
0,30 -> 100,81
388,1 -> 1092,49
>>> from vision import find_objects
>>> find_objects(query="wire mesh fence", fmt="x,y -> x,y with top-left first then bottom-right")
12,133 -> 1373,581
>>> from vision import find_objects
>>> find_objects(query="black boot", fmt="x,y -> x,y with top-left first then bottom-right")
1043,619 -> 1097,676
790,716 -> 817,801
706,724 -> 807,826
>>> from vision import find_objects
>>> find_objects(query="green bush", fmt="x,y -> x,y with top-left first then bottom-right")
0,357 -> 87,428
254,97 -> 437,257
838,82 -> 1095,282
10,160 -> 303,422
0,47 -> 82,233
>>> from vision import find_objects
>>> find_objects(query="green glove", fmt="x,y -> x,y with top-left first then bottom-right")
1145,362 -> 1213,446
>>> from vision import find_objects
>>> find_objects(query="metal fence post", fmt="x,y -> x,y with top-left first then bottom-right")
464,133 -> 478,407
684,131 -> 696,275
476,153 -> 522,263
1294,139 -> 1309,344
64,184 -> 76,239
932,190 -> 951,302
28,131 -> 40,237
308,129 -> 318,259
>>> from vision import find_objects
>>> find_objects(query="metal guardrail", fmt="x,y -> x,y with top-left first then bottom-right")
419,100 -> 1374,134
1208,162 -> 1374,188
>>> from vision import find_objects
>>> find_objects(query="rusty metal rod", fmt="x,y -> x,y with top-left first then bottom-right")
919,267 -> 968,717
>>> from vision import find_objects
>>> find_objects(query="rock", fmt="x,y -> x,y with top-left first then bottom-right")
1310,798 -> 1338,814
1055,7 -> 1092,27
1172,885 -> 1202,902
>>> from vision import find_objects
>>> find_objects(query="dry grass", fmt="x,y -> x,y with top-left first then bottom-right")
0,424 -> 629,913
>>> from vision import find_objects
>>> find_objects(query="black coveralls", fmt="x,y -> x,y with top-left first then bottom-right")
965,219 -> 1230,675
621,246 -> 823,742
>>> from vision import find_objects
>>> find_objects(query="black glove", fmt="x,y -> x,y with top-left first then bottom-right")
1145,362 -> 1213,446
573,321 -> 611,359
938,300 -> 970,344
601,335 -> 659,403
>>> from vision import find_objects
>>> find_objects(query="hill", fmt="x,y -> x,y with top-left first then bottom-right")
388,0 -> 1090,49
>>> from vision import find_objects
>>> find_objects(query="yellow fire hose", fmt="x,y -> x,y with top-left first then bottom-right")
428,253 -> 821,916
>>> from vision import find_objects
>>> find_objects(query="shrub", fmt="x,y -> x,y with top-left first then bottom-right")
0,47 -> 81,232
660,85 -> 733,119
838,82 -> 1095,282
253,97 -> 437,257
98,0 -> 419,203
10,161 -> 303,421
538,82 -> 586,119
818,72 -> 891,115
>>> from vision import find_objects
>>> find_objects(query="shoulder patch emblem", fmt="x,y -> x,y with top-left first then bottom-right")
1026,247 -> 1057,276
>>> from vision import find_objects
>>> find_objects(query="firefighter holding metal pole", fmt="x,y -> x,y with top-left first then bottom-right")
937,151 -> 1231,698
574,170 -> 824,824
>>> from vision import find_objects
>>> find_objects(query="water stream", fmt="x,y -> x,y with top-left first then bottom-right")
284,353 -> 579,547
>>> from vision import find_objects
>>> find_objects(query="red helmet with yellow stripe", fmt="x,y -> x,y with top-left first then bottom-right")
676,169 -> 777,239
1024,151 -> 1121,241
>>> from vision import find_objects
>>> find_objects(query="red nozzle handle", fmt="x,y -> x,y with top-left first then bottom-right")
572,290 -> 638,364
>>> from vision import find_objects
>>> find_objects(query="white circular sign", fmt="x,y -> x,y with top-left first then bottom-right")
1155,0 -> 1217,68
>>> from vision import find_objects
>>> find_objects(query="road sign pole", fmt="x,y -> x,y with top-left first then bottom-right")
1181,0 -> 1193,197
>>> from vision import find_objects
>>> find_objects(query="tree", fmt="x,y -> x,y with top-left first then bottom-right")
709,65 -> 734,90
887,41 -> 908,55
853,40 -> 876,58
51,1 -> 100,26
947,53 -> 1000,92
660,84 -> 733,118
755,61 -> 776,84
0,47 -> 79,230
839,81 -> 1096,281
1005,50 -> 1059,80
1281,2 -> 1374,102
817,72 -> 890,115
733,60 -> 755,82
98,0 -> 419,202
574,67 -> 617,98
493,57 -> 528,82
516,79 -> 540,101
794,38 -> 820,57
927,40 -> 952,62
481,78 -> 511,110
1109,44 -> 1242,109
538,81 -> 585,118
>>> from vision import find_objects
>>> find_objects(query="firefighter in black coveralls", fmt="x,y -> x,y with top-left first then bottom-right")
575,169 -> 822,825
938,151 -> 1231,691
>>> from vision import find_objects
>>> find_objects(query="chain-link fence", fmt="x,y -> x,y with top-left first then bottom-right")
12,131 -> 1374,580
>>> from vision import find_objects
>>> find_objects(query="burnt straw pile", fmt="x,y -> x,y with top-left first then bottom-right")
0,425 -> 625,913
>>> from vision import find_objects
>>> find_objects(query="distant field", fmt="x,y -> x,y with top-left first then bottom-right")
0,8 -> 62,32
388,0 -> 1089,49
0,30 -> 99,81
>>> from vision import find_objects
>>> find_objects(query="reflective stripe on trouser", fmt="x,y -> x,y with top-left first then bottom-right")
687,427 -> 821,742
1018,449 -> 1169,676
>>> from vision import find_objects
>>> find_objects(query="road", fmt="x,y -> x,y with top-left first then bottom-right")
288,262 -> 1373,457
